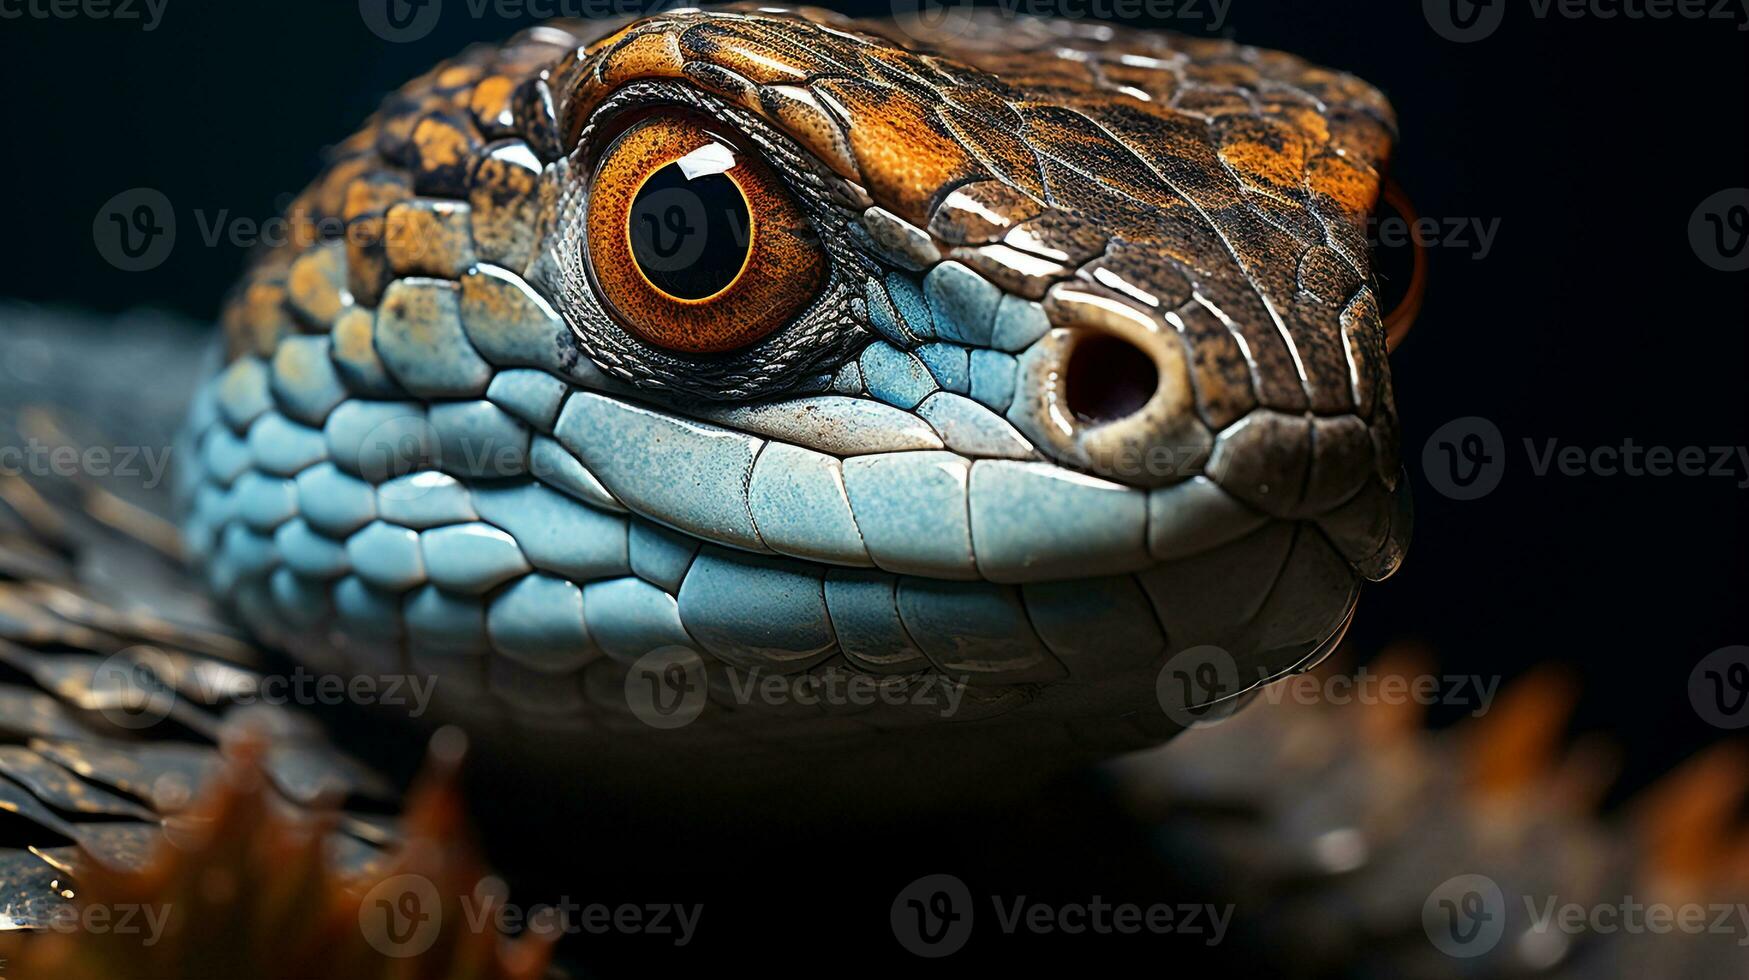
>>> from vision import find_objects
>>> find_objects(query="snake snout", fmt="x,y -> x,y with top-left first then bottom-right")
1006,284 -> 1213,490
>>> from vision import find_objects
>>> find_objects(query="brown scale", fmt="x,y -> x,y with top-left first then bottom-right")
285,242 -> 349,330
408,111 -> 483,199
1163,297 -> 1259,432
467,142 -> 545,271
931,97 -> 1051,206
927,180 -> 1042,245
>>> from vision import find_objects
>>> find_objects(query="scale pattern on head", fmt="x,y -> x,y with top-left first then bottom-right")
180,5 -> 1409,750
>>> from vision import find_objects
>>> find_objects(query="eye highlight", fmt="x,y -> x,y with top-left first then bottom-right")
586,113 -> 827,355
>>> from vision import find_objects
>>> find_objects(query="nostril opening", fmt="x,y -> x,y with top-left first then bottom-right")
1064,333 -> 1159,424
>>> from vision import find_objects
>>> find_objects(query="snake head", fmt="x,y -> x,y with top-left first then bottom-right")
181,6 -> 1409,774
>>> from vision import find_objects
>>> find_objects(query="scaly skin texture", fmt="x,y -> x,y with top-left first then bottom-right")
180,6 -> 1409,765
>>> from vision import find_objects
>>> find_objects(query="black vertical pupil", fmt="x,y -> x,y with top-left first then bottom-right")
627,161 -> 751,300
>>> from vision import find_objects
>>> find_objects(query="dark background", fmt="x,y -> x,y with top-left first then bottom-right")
2,0 -> 1746,969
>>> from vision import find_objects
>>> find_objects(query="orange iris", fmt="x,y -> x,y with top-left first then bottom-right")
585,113 -> 826,354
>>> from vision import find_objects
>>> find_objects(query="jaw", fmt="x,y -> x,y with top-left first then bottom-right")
432,506 -> 1368,851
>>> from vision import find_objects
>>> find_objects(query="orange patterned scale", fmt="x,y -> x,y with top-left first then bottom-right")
584,112 -> 826,354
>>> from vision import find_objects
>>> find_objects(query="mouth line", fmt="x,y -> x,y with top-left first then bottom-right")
541,381 -> 1319,587
508,353 -> 1399,592
523,335 -> 1313,585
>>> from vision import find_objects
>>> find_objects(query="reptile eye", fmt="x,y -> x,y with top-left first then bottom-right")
585,113 -> 827,355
